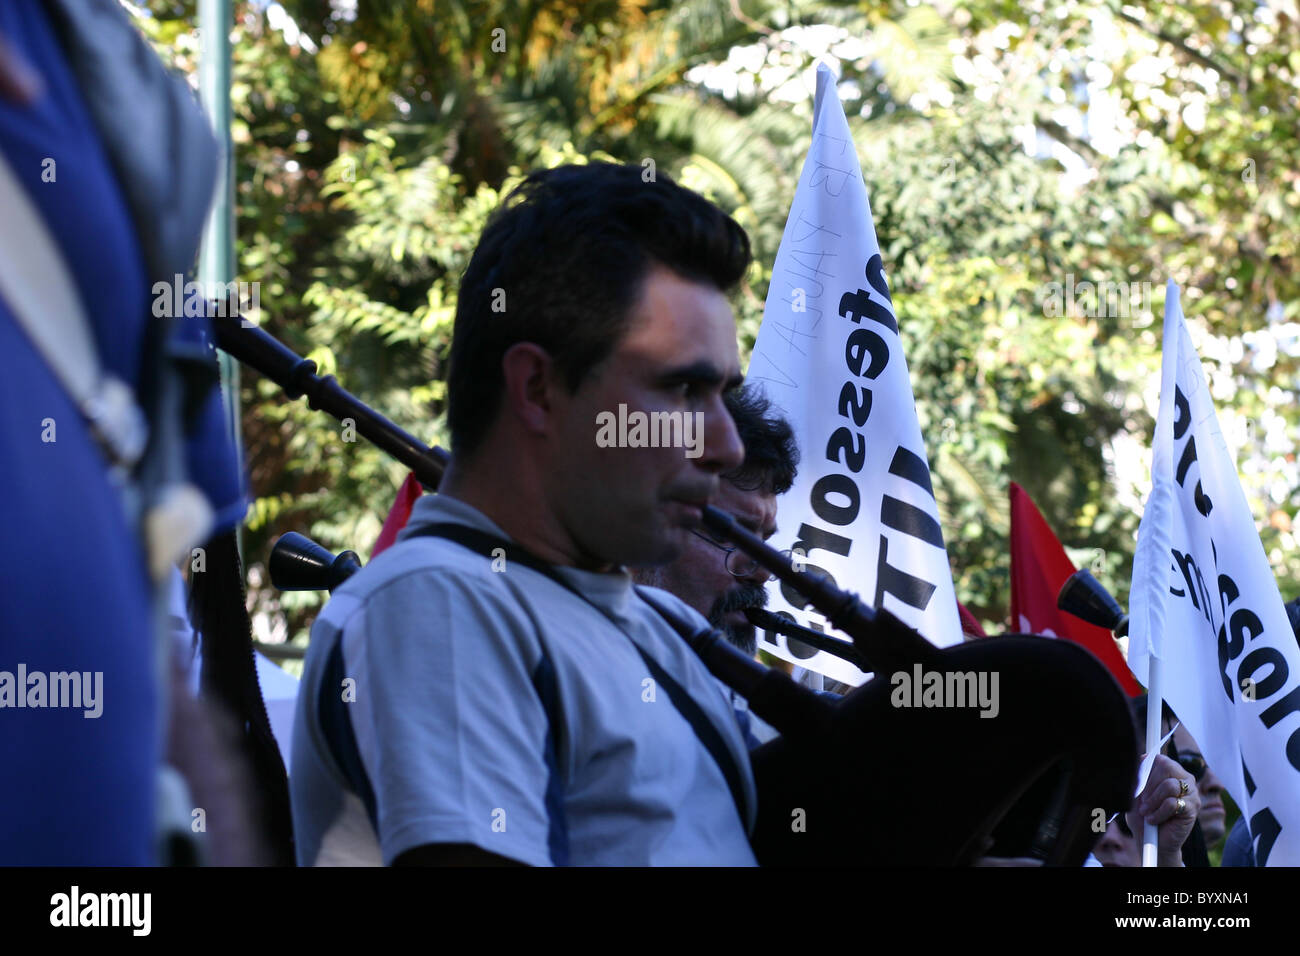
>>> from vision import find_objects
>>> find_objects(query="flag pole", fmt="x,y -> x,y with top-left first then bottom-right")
1136,280 -> 1181,867
1142,659 -> 1163,866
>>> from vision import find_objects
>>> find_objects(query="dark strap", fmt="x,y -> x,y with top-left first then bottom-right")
320,641 -> 379,832
409,522 -> 751,829
193,529 -> 296,865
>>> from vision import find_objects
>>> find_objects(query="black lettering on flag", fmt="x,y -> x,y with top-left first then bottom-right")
844,327 -> 888,379
837,382 -> 873,427
866,254 -> 894,306
881,496 -> 945,548
1239,757 -> 1285,864
1175,436 -> 1196,484
1250,806 -> 1281,866
826,427 -> 866,473
1262,685 -> 1300,730
1215,621 -> 1233,700
1259,683 -> 1300,774
1217,572 -> 1239,623
790,522 -> 853,564
873,534 -> 938,612
1173,386 -> 1192,440
1171,549 -> 1215,627
1218,607 -> 1262,701
1171,387 -> 1213,516
1193,484 -> 1213,517
1174,436 -> 1213,516
1240,646 -> 1290,703
838,288 -> 897,335
810,473 -> 860,526
1229,608 -> 1264,654
1170,560 -> 1186,599
1217,573 -> 1244,700
1174,550 -> 1201,612
839,255 -> 899,336
888,447 -> 936,499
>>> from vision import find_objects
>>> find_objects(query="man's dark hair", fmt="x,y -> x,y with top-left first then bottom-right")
723,385 -> 799,496
446,162 -> 752,457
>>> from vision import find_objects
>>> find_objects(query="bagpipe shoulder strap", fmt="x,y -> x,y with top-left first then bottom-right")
0,150 -> 147,473
406,522 -> 752,832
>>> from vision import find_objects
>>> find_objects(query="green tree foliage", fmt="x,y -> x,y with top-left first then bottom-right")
132,0 -> 1299,646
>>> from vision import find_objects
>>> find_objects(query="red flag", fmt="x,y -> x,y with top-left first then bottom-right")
371,472 -> 424,558
1009,482 -> 1141,695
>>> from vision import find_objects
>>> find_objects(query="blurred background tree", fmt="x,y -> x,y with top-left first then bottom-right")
130,0 -> 1300,651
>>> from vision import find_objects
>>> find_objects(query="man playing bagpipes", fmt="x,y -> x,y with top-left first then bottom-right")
290,162 -> 763,865
286,160 -> 1140,867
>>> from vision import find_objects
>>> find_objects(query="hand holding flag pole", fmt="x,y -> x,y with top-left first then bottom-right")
1141,658 -> 1165,866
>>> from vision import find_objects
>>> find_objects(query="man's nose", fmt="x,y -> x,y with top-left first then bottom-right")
699,395 -> 744,474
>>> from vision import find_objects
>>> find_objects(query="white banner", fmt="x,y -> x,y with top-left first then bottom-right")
1128,281 -> 1300,865
746,63 -> 962,685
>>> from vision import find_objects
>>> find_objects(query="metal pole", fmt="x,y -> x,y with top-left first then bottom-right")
197,0 -> 242,555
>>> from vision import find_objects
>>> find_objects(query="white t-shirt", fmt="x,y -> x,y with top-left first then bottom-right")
290,494 -> 758,866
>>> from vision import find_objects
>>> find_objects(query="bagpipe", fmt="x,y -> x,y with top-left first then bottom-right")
217,311 -> 1139,866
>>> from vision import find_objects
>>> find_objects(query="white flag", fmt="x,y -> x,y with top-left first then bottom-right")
1128,281 -> 1300,865
747,63 -> 961,685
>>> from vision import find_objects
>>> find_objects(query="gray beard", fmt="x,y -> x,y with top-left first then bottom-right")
719,622 -> 758,658
707,584 -> 767,658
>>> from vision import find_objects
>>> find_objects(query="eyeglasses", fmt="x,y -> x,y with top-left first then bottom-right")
1173,751 -> 1207,782
688,528 -> 791,580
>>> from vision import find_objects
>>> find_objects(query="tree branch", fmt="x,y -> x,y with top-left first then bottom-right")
1112,6 -> 1247,91
1035,115 -> 1103,165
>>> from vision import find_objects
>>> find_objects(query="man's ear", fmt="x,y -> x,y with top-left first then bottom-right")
500,342 -> 560,438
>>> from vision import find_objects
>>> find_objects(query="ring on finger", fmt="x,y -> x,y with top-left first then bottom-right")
1175,797 -> 1187,816
1177,779 -> 1189,797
